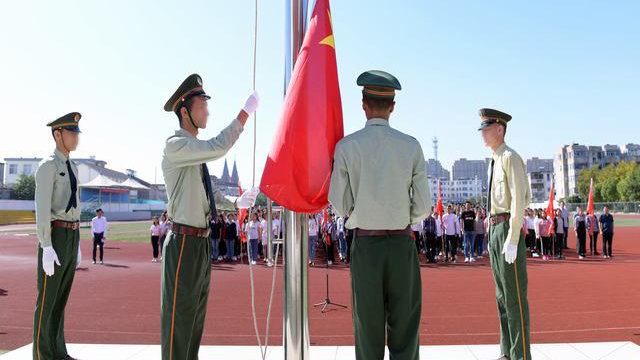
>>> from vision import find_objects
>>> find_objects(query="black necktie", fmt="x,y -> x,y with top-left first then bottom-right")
486,159 -> 495,216
65,160 -> 77,212
201,163 -> 217,219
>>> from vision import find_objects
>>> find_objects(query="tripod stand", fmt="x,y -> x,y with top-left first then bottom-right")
313,232 -> 347,313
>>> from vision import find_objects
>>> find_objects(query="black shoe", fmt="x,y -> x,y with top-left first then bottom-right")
61,355 -> 78,360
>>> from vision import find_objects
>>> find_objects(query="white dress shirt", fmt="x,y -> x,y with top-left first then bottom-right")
91,216 -> 108,236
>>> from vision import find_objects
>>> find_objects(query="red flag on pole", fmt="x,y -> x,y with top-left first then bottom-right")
435,180 -> 444,217
259,0 -> 343,213
587,178 -> 594,215
237,185 -> 248,244
545,182 -> 555,218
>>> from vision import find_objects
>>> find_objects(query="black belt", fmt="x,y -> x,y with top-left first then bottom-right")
354,226 -> 413,237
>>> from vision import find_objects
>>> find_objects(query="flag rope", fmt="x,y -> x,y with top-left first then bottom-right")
246,1 -> 279,359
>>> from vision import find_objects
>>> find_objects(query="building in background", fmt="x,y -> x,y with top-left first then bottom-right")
0,162 -> 4,185
2,157 -> 42,185
425,158 -> 450,181
427,178 -> 483,204
452,158 -> 489,188
553,143 -> 639,199
212,159 -> 241,197
622,143 -> 640,163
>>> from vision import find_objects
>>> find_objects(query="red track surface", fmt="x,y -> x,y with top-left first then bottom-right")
1,226 -> 639,351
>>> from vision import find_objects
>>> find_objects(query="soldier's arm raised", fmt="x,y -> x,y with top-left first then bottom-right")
165,119 -> 244,167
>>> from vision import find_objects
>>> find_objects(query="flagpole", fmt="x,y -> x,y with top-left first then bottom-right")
283,1 -> 310,359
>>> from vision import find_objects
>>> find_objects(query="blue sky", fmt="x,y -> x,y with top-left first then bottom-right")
1,0 -> 638,186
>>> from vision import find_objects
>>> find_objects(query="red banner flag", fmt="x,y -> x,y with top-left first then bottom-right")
237,185 -> 248,244
259,0 -> 343,213
545,182 -> 555,219
587,178 -> 594,215
435,180 -> 444,216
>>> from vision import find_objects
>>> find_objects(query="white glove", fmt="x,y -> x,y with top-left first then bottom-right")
236,187 -> 259,209
76,246 -> 82,268
42,246 -> 61,276
242,91 -> 260,115
502,241 -> 518,264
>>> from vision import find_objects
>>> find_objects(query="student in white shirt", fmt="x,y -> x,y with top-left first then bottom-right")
91,208 -> 108,264
150,216 -> 162,262
260,213 -> 269,262
442,205 -> 459,263
247,213 -> 262,265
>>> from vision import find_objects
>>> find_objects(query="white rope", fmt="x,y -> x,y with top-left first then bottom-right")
246,0 -> 280,359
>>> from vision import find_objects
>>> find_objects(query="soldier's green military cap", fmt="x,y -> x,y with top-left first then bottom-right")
164,73 -> 211,113
47,112 -> 82,133
478,108 -> 512,130
357,70 -> 401,99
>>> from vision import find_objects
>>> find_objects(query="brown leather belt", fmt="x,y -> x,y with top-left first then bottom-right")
51,220 -> 79,230
489,214 -> 511,225
355,226 -> 413,238
171,223 -> 210,238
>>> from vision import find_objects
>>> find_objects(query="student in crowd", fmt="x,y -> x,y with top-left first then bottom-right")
460,202 -> 476,262
574,206 -> 587,259
586,209 -> 600,256
225,213 -> 237,261
158,212 -> 170,261
442,205 -> 458,263
473,208 -> 486,259
554,208 -> 565,260
600,205 -> 615,258
247,212 -> 261,265
537,211 -> 552,261
308,214 -> 319,266
150,216 -> 162,262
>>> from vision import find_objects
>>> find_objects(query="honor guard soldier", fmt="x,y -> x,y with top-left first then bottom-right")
479,108 -> 532,360
160,73 -> 258,360
33,112 -> 83,360
329,70 -> 431,360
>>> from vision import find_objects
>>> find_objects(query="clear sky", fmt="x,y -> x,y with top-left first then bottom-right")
1,0 -> 638,186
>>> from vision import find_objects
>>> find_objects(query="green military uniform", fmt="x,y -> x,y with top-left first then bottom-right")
329,71 -> 431,360
33,113 -> 82,360
480,108 -> 532,360
161,74 -> 242,360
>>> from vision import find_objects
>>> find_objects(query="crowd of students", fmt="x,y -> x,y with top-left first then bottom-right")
142,201 -> 616,265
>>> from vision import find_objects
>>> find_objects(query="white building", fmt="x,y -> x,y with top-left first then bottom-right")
554,143 -> 630,199
451,158 -> 489,188
528,169 -> 554,203
428,178 -> 483,204
2,157 -> 42,185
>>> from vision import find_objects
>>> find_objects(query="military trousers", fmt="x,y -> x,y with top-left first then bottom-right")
488,219 -> 532,360
161,230 -> 211,360
350,234 -> 421,360
33,226 -> 79,360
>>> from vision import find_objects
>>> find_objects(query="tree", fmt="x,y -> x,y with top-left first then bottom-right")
255,192 -> 268,207
12,174 -> 36,200
618,166 -> 640,201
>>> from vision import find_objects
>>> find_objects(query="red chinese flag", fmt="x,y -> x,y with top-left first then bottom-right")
587,178 -> 594,216
259,0 -> 344,213
545,182 -> 555,219
237,186 -> 248,243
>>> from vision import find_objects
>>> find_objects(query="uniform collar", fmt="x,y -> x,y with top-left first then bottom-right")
176,128 -> 196,139
492,142 -> 507,159
365,118 -> 390,127
54,148 -> 69,162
